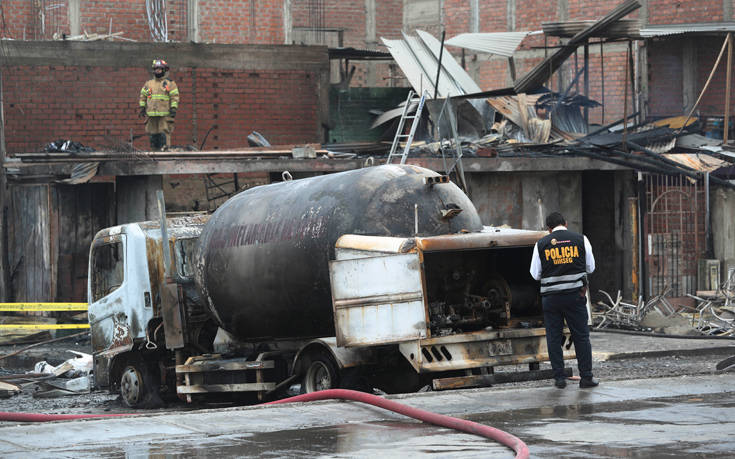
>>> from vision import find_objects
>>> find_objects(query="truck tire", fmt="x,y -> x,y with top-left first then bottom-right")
302,355 -> 339,393
119,360 -> 163,409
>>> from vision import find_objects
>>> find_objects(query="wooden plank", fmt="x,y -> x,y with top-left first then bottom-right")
176,383 -> 276,394
176,360 -> 275,373
432,368 -> 571,391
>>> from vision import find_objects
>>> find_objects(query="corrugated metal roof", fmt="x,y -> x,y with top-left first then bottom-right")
444,32 -> 534,57
381,30 -> 481,99
662,153 -> 728,172
640,22 -> 735,37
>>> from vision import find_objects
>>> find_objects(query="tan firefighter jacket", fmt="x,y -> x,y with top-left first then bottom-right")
139,75 -> 179,117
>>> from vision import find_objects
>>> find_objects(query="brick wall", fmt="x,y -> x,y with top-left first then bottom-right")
696,36 -> 735,116
1,64 -> 322,153
647,36 -> 735,118
199,0 -> 283,44
647,0 -> 724,24
567,0 -> 639,21
648,40 -> 684,116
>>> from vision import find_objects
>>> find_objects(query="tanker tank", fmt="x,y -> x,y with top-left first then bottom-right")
194,164 -> 483,341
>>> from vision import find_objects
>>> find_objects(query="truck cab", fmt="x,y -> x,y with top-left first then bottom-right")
87,215 -> 212,407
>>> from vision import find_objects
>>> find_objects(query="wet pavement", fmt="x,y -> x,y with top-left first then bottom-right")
0,373 -> 732,458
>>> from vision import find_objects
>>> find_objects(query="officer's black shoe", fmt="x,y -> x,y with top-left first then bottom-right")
579,377 -> 599,388
554,378 -> 567,388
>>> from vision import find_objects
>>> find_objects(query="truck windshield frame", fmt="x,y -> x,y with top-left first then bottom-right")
90,234 -> 125,302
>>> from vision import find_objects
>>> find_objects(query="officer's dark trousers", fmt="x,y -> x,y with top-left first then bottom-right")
542,291 -> 593,379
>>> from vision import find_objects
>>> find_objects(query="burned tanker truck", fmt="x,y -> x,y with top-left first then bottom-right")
87,165 -> 574,407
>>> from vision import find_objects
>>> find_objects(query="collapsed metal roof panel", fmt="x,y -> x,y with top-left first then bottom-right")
444,32 -> 534,57
415,30 -> 482,95
662,153 -> 729,172
640,22 -> 735,37
381,30 -> 481,98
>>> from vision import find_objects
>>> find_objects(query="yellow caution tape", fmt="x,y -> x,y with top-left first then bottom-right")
0,303 -> 89,312
0,324 -> 90,330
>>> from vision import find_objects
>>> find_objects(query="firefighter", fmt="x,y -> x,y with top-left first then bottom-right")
139,59 -> 179,150
529,212 -> 598,389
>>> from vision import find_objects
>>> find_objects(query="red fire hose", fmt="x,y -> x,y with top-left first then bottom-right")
265,389 -> 530,459
0,389 -> 529,458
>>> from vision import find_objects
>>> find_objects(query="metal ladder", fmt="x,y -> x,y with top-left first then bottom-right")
386,90 -> 429,165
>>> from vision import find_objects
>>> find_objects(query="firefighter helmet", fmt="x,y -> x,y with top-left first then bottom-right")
151,59 -> 169,71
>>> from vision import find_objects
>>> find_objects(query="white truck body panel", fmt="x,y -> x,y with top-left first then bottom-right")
329,252 -> 428,347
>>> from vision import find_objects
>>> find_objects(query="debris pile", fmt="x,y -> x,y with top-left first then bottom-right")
594,285 -> 735,336
43,139 -> 95,154
0,350 -> 93,399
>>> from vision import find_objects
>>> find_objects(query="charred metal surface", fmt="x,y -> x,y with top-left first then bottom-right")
415,229 -> 547,252
293,337 -> 378,370
423,245 -> 541,335
145,237 -> 164,316
161,282 -> 185,349
87,216 -> 209,390
432,367 -> 573,390
335,235 -> 417,254
398,328 -> 576,373
195,165 -> 482,342
330,252 -> 428,347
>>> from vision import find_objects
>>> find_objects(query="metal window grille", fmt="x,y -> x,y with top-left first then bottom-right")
644,173 -> 705,298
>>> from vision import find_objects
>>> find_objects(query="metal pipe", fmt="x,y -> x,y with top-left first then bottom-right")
724,33 -> 732,144
156,189 -> 171,277
584,40 -> 589,128
434,30 -> 446,99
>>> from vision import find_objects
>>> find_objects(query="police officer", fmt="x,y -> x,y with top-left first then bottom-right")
139,59 -> 179,150
530,212 -> 598,389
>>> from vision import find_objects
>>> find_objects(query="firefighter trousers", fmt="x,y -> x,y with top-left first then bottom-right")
145,115 -> 175,150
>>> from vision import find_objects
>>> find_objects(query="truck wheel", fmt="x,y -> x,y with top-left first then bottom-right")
303,356 -> 338,393
120,361 -> 162,408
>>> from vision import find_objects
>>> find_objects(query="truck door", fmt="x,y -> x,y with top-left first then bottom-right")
329,252 -> 428,347
87,234 -> 131,357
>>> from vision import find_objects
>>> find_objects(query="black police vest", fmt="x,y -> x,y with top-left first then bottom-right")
537,229 -> 587,295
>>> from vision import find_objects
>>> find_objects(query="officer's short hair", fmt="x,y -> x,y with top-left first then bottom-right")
545,212 -> 566,229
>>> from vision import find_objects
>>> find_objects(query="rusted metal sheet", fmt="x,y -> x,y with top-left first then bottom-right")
330,253 -> 428,347
294,337 -> 378,370
177,383 -> 276,394
335,229 -> 545,255
415,229 -> 546,252
175,360 -> 274,373
335,235 -> 417,254
432,367 -> 572,391
398,328 -> 575,373
161,282 -> 184,349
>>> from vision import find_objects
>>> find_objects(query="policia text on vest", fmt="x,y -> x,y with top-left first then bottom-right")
534,230 -> 591,295
544,242 -> 580,265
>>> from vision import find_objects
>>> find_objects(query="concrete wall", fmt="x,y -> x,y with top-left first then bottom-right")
465,171 -> 582,231
116,176 -> 163,224
712,187 -> 735,281
466,169 -> 637,300
0,41 -> 329,153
